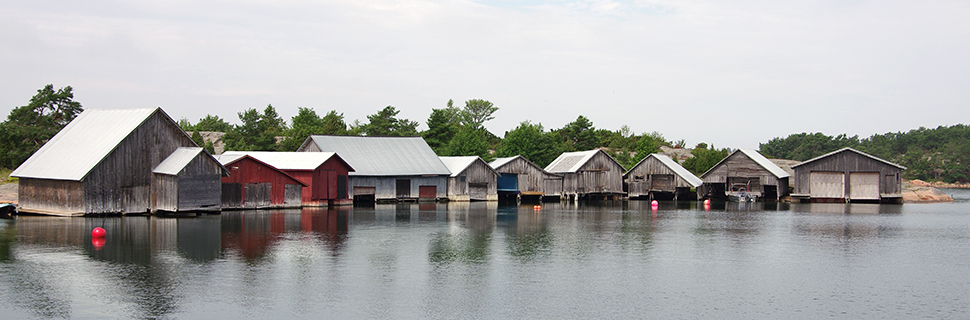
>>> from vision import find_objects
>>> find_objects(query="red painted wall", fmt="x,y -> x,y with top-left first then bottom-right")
222,157 -> 304,205
281,155 -> 352,206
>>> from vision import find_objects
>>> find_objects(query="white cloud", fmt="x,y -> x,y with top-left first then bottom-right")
0,0 -> 968,149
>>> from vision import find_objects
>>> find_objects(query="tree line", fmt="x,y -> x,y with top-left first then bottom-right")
5,84 -> 966,183
760,126 -> 970,183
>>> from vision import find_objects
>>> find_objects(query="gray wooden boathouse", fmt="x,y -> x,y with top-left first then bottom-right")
699,149 -> 790,201
624,153 -> 702,201
790,147 -> 905,203
439,156 -> 499,201
545,149 -> 625,200
11,108 -> 227,216
298,135 -> 450,202
489,155 -> 563,202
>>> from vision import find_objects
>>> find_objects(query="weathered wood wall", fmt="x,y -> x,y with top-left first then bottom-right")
701,152 -> 788,200
625,156 -> 696,198
793,151 -> 903,198
447,160 -> 499,201
82,111 -> 196,214
17,178 -> 85,215
559,152 -> 624,196
492,156 -> 563,196
350,176 -> 447,200
175,152 -> 222,211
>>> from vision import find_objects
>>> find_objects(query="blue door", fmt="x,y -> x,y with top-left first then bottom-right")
497,174 -> 518,192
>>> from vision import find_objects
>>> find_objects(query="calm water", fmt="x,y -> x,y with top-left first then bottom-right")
1,197 -> 969,319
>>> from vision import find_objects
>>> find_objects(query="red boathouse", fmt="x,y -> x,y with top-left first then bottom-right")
220,151 -> 355,206
216,154 -> 308,209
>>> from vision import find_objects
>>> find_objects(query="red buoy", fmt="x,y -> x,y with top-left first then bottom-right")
92,227 -> 106,238
704,199 -> 711,205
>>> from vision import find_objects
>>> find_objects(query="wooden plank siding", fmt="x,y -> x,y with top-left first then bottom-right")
279,156 -> 353,207
221,156 -> 305,209
701,151 -> 789,201
82,111 -> 197,214
625,156 -> 697,199
557,151 -> 624,198
491,156 -> 563,197
17,178 -> 85,216
446,159 -> 499,201
792,148 -> 904,203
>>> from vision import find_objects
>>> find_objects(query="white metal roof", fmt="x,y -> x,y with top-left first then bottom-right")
740,149 -> 790,178
702,149 -> 791,179
545,150 -> 601,173
488,156 -> 517,169
303,136 -> 450,176
11,108 -> 160,181
439,156 -> 497,177
220,151 -> 348,171
790,147 -> 907,170
153,147 -> 204,175
633,153 -> 703,187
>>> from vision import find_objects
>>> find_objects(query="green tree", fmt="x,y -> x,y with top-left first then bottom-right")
461,99 -> 498,129
558,115 -> 600,151
223,104 -> 288,151
359,106 -> 419,137
423,104 -> 462,154
682,144 -> 730,175
320,110 -> 348,136
630,134 -> 660,165
443,125 -> 491,161
279,107 -> 324,151
0,84 -> 84,168
191,130 -> 205,147
496,121 -> 563,168
194,114 -> 233,132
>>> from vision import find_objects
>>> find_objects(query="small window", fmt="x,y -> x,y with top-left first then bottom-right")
460,176 -> 466,182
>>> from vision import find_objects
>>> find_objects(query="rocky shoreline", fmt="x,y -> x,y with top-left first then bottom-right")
902,180 -> 955,203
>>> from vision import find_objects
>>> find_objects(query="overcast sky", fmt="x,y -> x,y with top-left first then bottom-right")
2,0 -> 968,149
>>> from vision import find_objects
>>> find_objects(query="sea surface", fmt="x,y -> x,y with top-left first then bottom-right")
1,195 -> 969,319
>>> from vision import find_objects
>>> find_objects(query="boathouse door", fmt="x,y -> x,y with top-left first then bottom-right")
849,172 -> 880,201
810,172 -> 845,199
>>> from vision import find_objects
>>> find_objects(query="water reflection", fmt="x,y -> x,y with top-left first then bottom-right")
428,202 -> 495,264
221,208 -> 350,261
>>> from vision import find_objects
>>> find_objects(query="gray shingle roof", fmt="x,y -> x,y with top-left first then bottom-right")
11,108 -> 161,181
303,136 -> 450,176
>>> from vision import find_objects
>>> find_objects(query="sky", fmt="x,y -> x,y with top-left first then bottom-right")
1,0 -> 968,149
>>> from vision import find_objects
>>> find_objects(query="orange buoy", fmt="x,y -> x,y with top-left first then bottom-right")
92,227 -> 106,238
534,205 -> 541,210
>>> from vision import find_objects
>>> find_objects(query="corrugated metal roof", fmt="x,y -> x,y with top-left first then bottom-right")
650,153 -> 703,187
213,154 -> 246,165
304,136 -> 450,176
220,151 -> 347,171
790,147 -> 907,170
153,147 -> 204,175
544,150 -> 600,173
11,108 -> 160,181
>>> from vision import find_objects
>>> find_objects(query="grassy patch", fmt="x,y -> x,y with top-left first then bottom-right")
0,168 -> 15,185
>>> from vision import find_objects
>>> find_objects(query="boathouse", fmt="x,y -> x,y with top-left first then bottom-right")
298,136 -> 450,202
215,154 -> 307,209
151,147 -> 227,213
790,148 -> 905,203
489,155 -> 563,202
11,108 -> 223,216
439,156 -> 499,201
220,151 -> 354,206
544,149 -> 625,200
624,153 -> 702,201
700,149 -> 790,201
